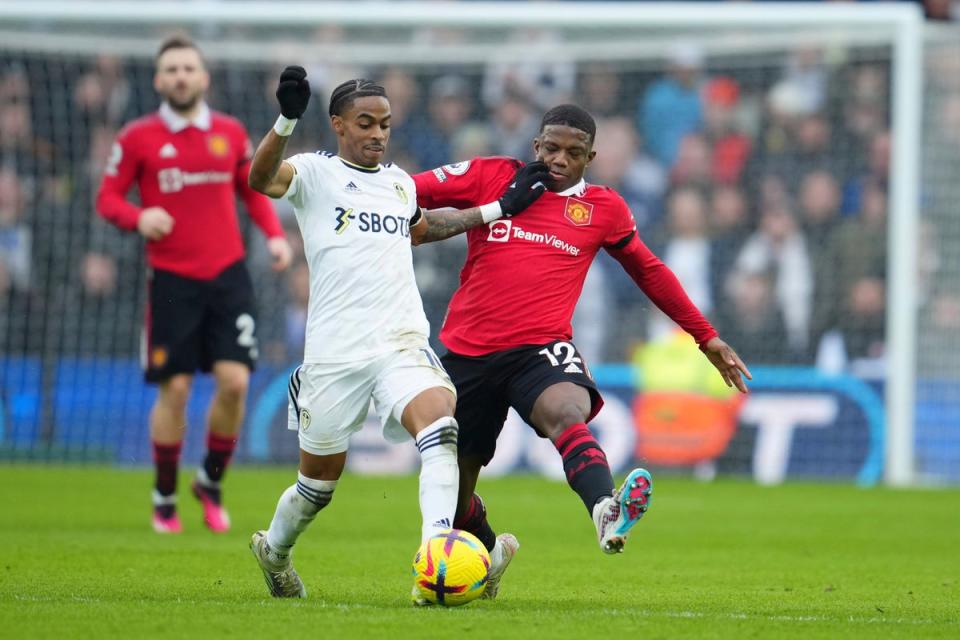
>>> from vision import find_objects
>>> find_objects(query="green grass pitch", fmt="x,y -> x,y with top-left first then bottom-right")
1,466 -> 957,639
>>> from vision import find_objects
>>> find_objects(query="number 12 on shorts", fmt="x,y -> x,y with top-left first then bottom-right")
538,341 -> 583,371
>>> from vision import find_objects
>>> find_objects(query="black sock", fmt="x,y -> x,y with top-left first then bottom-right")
153,441 -> 181,499
554,423 -> 615,513
202,432 -> 237,484
453,494 -> 497,552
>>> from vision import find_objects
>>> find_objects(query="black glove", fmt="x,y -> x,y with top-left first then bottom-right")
498,161 -> 549,217
276,66 -> 310,119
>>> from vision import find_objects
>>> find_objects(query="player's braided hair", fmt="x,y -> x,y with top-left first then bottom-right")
328,79 -> 388,116
540,104 -> 597,143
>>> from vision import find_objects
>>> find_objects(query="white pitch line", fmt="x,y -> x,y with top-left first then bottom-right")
603,608 -> 953,626
8,595 -> 956,626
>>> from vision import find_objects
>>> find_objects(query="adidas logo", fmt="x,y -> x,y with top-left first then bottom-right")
159,143 -> 177,158
564,363 -> 583,374
432,517 -> 452,529
344,181 -> 361,193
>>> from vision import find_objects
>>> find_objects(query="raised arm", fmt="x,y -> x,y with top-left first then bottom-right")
248,130 -> 296,198
248,66 -> 310,198
411,161 -> 548,245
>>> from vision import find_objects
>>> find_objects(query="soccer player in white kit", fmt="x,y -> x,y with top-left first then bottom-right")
246,68 -> 548,601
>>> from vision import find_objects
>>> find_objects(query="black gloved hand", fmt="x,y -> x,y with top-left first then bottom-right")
276,66 -> 311,119
498,161 -> 550,217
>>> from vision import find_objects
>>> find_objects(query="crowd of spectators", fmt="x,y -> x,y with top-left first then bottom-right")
1,29 -> 958,378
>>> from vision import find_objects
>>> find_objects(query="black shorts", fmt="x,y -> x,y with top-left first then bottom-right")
441,340 -> 603,466
144,261 -> 258,383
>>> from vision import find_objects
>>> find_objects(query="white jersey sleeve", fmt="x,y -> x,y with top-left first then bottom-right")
281,152 -> 328,209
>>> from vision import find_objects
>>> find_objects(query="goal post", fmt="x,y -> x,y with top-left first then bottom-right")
0,2 -> 938,485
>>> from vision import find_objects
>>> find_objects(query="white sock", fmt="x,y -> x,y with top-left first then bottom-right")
415,417 -> 459,542
195,467 -> 219,489
265,472 -> 337,558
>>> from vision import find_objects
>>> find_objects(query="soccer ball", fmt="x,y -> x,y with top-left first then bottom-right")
412,529 -> 490,606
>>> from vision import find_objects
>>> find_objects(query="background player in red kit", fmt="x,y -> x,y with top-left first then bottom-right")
96,36 -> 293,534
413,104 -> 751,595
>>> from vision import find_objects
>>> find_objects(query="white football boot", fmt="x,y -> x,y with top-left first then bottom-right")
411,581 -> 431,606
481,533 -> 519,600
249,530 -> 307,598
592,468 -> 653,554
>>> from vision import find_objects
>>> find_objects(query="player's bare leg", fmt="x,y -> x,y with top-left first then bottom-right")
251,449 -> 346,598
400,386 -> 461,605
150,373 -> 192,533
531,381 -> 652,554
192,361 -> 249,533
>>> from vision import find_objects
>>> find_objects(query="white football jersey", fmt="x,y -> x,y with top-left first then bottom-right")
281,151 -> 429,363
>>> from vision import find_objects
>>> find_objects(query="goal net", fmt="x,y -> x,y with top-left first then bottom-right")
0,2 -> 952,486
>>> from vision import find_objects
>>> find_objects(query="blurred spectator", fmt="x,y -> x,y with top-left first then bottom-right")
843,130 -> 890,215
717,271 -> 789,364
450,122 -> 493,161
782,114 -> 838,183
639,42 -> 704,168
577,63 -> 625,119
379,67 -> 425,171
671,133 -> 713,191
814,181 -> 887,358
841,65 -> 888,156
799,170 -> 842,252
413,75 -> 475,170
80,252 -> 117,297
703,76 -> 751,185
730,201 -> 813,358
482,29 -> 574,110
73,55 -> 132,127
709,185 -> 751,323
923,0 -> 960,21
0,166 -> 31,293
0,67 -> 55,178
589,116 -> 666,236
781,48 -> 827,115
55,250 -> 139,357
649,187 -> 713,340
837,276 -> 886,362
487,92 -> 540,160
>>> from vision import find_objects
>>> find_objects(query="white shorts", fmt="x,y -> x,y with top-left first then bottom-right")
287,346 -> 455,456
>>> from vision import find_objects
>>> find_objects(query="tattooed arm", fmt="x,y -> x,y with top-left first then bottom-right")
410,207 -> 486,246
411,161 -> 549,246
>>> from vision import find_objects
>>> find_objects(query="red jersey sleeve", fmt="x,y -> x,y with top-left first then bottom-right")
233,125 -> 283,239
604,196 -> 718,346
412,157 -> 521,210
95,126 -> 143,232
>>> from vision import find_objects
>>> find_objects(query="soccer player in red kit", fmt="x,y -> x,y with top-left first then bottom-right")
413,104 -> 751,595
96,36 -> 293,534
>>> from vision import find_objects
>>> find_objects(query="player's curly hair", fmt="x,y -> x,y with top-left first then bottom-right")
328,79 -> 388,116
540,104 -> 596,143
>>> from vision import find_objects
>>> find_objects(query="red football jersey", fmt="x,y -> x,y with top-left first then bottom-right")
413,156 -> 716,356
96,103 -> 283,280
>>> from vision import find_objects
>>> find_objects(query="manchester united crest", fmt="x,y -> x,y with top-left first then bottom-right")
564,198 -> 593,226
151,347 -> 168,368
207,134 -> 230,158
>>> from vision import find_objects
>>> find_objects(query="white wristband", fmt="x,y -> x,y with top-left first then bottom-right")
479,201 -> 502,223
273,115 -> 297,136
